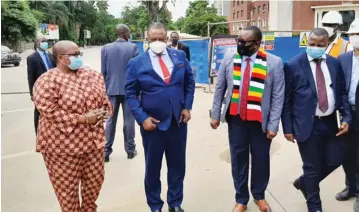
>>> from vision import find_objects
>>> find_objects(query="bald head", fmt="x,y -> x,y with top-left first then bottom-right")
53,40 -> 80,65
116,24 -> 131,40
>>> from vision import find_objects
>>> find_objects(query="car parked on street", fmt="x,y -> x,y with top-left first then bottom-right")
1,45 -> 21,67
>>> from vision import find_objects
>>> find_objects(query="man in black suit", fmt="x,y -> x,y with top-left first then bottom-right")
27,35 -> 56,134
169,32 -> 190,61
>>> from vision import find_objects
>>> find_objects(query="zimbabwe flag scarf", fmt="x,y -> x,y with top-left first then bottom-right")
229,49 -> 267,123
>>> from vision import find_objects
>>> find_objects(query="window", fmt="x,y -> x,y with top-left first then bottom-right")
237,11 -> 239,18
253,7 -> 256,15
262,18 -> 266,29
233,12 -> 235,19
240,23 -> 243,29
258,19 -> 261,28
258,6 -> 261,14
233,1 -> 235,6
241,0 -> 244,3
237,0 -> 239,6
241,10 -> 243,17
233,24 -> 236,32
263,4 -> 266,13
252,21 -> 256,26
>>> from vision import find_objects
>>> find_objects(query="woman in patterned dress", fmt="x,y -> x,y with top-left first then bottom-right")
33,40 -> 112,212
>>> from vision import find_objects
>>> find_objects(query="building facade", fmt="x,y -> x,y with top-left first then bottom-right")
214,0 -> 230,16
229,0 -> 269,34
228,0 -> 359,35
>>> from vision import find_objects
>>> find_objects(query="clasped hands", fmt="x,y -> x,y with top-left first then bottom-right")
142,109 -> 191,131
79,108 -> 109,126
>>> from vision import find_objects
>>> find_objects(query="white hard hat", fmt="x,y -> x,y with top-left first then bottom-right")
321,11 -> 343,25
347,18 -> 359,34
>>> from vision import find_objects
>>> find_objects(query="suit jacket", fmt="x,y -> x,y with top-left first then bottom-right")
125,48 -> 195,131
27,51 -> 55,97
101,39 -> 139,96
211,51 -> 285,133
168,41 -> 190,61
281,53 -> 351,142
338,51 -> 353,93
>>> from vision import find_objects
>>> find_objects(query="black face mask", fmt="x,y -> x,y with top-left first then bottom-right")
237,41 -> 257,56
172,39 -> 179,45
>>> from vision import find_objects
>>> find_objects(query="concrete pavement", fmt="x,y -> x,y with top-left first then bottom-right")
1,46 -> 354,212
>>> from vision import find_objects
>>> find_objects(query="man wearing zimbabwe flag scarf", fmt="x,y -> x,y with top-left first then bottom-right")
210,26 -> 285,212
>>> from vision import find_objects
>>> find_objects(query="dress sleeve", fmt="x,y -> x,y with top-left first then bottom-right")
33,74 -> 80,134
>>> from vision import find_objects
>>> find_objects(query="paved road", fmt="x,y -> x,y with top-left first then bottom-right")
1,46 -> 354,212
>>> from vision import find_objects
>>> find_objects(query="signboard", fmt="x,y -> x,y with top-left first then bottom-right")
299,32 -> 310,47
261,32 -> 275,50
84,30 -> 91,39
38,23 -> 59,40
210,36 -> 237,77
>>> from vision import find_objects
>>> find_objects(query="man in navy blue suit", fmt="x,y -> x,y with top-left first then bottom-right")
125,22 -> 195,212
281,28 -> 351,212
336,18 -> 359,212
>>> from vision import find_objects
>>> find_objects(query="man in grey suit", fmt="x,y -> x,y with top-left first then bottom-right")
210,26 -> 284,212
101,24 -> 140,162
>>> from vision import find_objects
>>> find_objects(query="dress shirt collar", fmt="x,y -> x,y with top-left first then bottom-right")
148,48 -> 169,58
242,51 -> 258,62
307,53 -> 326,62
37,49 -> 48,55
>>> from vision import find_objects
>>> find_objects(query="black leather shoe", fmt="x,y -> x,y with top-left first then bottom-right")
104,156 -> 110,163
169,206 -> 184,212
336,187 -> 355,201
151,210 -> 161,212
127,150 -> 137,159
293,178 -> 307,200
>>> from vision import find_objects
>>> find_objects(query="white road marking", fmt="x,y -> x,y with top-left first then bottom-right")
1,108 -> 33,114
1,150 -> 36,160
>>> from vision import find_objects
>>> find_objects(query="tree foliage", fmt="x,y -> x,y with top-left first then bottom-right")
183,1 -> 228,37
1,0 -> 40,44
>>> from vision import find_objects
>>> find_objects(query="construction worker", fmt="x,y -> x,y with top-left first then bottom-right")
321,11 -> 352,58
336,18 -> 359,212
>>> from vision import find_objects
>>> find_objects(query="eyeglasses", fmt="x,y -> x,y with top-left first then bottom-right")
59,51 -> 83,57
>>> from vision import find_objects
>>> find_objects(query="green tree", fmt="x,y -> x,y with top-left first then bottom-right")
173,17 -> 184,31
121,5 -> 149,39
1,1 -> 40,47
29,1 -> 72,27
183,1 -> 228,36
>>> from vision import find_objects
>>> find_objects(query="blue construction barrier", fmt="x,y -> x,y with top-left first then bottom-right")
131,39 -> 210,84
132,35 -> 348,85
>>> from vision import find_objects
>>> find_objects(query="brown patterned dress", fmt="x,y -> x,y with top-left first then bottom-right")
33,66 -> 112,212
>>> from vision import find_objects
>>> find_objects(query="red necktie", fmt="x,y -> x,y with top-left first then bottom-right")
315,59 -> 329,113
158,55 -> 171,84
240,58 -> 251,120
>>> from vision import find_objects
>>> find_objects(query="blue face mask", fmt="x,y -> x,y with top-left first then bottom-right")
306,46 -> 326,59
39,42 -> 48,50
67,56 -> 83,71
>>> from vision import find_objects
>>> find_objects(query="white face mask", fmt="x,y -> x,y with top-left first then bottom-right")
149,41 -> 167,54
323,26 -> 335,37
349,35 -> 359,49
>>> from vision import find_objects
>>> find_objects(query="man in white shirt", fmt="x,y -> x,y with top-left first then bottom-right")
282,28 -> 351,212
125,22 -> 195,212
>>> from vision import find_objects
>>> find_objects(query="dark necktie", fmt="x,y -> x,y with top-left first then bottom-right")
44,52 -> 52,70
314,58 -> 329,113
240,58 -> 251,120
